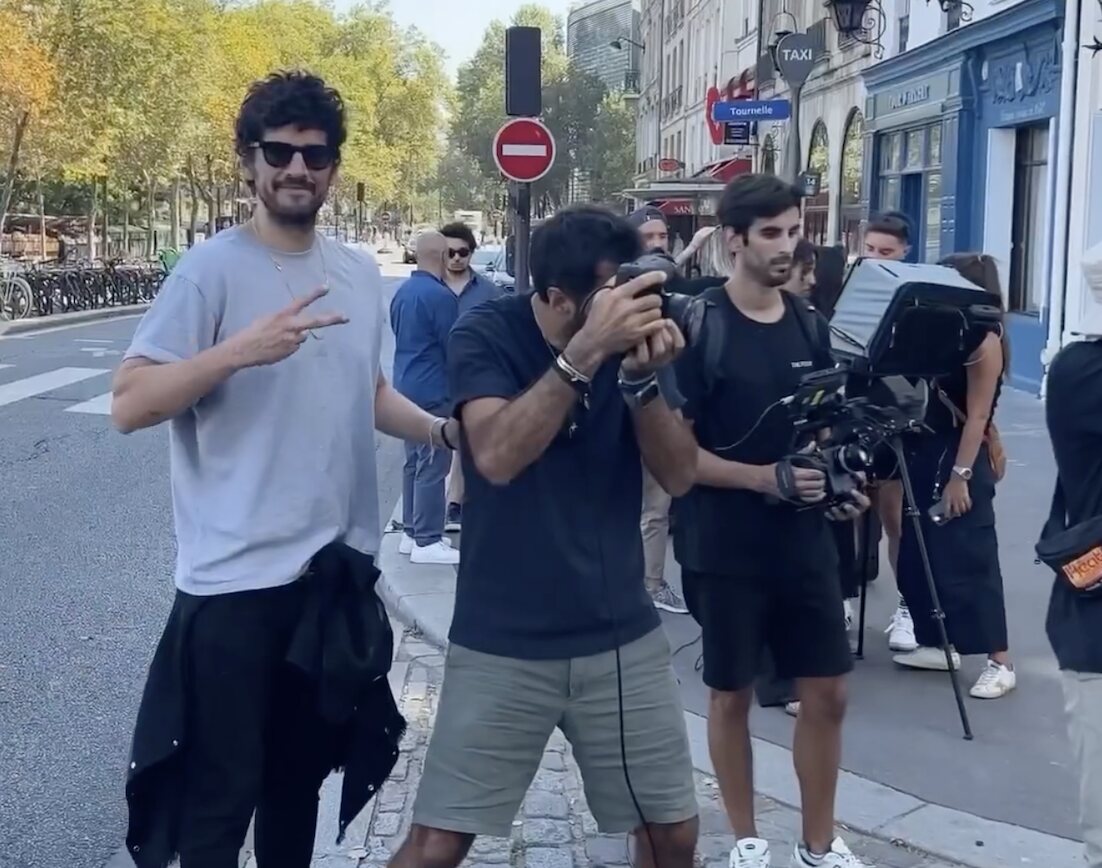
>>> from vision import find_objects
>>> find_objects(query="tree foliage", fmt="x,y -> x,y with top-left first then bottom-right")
449,3 -> 636,212
0,0 -> 449,246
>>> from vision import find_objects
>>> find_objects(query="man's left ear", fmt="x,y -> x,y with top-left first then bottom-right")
546,287 -> 576,318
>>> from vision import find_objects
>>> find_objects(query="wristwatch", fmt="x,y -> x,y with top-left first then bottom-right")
952,465 -> 974,481
619,373 -> 661,409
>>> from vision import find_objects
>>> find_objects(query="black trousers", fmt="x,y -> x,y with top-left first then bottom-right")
177,582 -> 337,868
898,435 -> 1008,655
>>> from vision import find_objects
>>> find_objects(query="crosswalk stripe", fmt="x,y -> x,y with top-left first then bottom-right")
0,367 -> 109,408
0,364 -> 12,370
65,391 -> 113,415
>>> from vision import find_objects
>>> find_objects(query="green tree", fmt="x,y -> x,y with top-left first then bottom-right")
449,4 -> 607,210
587,92 -> 636,205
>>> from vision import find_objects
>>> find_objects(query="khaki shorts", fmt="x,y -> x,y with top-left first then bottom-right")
412,627 -> 697,837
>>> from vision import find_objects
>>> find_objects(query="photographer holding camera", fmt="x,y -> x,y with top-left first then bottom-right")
389,205 -> 699,868
674,175 -> 869,868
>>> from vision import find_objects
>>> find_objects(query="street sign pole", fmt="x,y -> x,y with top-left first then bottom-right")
515,182 -> 531,294
494,116 -> 556,294
504,25 -> 542,295
772,32 -> 817,183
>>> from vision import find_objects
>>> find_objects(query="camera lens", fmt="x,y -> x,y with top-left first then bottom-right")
837,443 -> 873,474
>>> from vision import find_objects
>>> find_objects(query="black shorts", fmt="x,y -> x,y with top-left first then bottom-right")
682,567 -> 854,692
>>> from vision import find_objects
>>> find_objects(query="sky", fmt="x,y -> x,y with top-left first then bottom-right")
366,0 -> 577,79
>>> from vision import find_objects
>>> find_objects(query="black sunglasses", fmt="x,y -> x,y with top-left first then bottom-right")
447,247 -> 471,258
251,141 -> 337,171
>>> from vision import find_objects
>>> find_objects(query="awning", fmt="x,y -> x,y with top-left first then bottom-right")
656,199 -> 695,216
696,157 -> 752,183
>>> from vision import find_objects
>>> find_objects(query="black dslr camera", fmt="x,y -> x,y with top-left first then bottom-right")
613,251 -> 709,344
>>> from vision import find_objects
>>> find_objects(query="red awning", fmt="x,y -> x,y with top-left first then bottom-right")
655,199 -> 695,216
699,157 -> 752,183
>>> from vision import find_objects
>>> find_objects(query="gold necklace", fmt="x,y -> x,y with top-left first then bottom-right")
248,219 -> 330,340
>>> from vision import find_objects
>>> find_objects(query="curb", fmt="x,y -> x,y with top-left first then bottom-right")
375,505 -> 1083,868
0,304 -> 149,336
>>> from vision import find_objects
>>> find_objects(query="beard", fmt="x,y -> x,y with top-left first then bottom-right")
257,179 -> 327,229
746,254 -> 793,288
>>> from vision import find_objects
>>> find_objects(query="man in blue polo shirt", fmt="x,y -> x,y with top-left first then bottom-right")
440,221 -> 503,530
391,230 -> 460,564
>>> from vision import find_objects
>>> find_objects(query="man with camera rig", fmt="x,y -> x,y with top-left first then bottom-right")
388,205 -> 700,868
674,174 -> 869,868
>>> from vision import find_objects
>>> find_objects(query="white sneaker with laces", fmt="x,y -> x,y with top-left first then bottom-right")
399,535 -> 452,556
885,604 -> 917,651
730,837 -> 771,868
410,540 -> 460,565
790,837 -> 869,867
970,660 -> 1016,699
893,645 -> 961,671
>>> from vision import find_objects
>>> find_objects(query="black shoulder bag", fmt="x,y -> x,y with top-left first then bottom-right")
1036,479 -> 1102,596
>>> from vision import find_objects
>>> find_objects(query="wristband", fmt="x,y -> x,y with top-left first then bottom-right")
439,419 -> 457,451
553,354 -> 592,406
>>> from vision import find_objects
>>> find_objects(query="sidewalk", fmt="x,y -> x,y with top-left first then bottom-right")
375,512 -> 1059,868
258,626 -> 966,868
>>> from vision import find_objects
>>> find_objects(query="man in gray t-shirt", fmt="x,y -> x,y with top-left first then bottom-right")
114,72 -> 456,868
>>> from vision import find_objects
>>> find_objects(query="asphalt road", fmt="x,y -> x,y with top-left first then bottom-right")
0,267 -> 409,868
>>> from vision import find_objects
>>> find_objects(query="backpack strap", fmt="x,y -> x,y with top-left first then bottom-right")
787,293 -> 834,371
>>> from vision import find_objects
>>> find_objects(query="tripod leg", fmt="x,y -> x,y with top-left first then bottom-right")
891,437 -> 975,741
855,508 -> 872,660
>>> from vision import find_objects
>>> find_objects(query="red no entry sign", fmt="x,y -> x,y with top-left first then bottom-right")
493,117 -> 556,183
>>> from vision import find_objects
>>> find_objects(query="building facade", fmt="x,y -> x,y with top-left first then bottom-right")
1054,0 -> 1101,352
863,0 -> 1066,391
567,0 -> 642,94
753,0 -> 876,255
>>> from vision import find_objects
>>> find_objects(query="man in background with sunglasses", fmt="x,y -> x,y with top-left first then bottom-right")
392,229 -> 462,565
439,221 -> 503,531
113,71 -> 457,868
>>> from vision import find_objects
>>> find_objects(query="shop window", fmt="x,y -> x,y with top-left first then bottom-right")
762,135 -> 777,174
805,121 -> 830,245
1009,124 -> 1049,314
924,172 -> 942,262
839,110 -> 865,256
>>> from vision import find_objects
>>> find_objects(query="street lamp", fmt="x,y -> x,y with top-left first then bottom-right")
824,0 -> 888,57
610,36 -> 645,51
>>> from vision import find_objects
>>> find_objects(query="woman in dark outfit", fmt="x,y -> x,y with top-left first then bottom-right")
893,253 -> 1016,700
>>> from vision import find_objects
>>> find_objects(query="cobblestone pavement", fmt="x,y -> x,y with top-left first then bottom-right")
256,629 -> 967,868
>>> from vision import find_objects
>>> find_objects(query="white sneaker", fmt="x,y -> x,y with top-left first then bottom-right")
842,599 -> 854,632
400,535 -> 452,556
970,660 -> 1017,699
730,837 -> 771,868
893,645 -> 961,671
791,837 -> 868,867
885,604 -> 917,652
410,540 -> 460,565
784,701 -> 800,717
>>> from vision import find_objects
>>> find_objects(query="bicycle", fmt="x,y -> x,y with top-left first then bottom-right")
0,267 -> 32,321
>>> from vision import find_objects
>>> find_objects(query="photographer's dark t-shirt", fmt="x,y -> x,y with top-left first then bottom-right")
673,286 -> 837,576
446,292 -> 664,660
1045,339 -> 1102,673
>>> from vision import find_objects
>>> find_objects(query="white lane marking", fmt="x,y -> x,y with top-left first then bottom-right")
0,312 -> 145,340
0,364 -> 12,370
501,144 -> 548,157
79,346 -> 121,358
65,391 -> 113,415
0,367 -> 109,408
75,338 -> 114,344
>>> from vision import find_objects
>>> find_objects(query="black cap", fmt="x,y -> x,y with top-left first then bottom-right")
627,206 -> 666,228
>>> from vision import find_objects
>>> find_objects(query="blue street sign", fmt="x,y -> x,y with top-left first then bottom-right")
712,99 -> 792,122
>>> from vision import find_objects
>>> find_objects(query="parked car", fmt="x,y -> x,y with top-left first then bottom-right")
471,245 -> 514,293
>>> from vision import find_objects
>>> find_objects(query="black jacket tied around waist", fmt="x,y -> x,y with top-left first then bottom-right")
124,542 -> 406,868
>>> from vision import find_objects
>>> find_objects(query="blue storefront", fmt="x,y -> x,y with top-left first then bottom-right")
861,0 -> 1064,392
